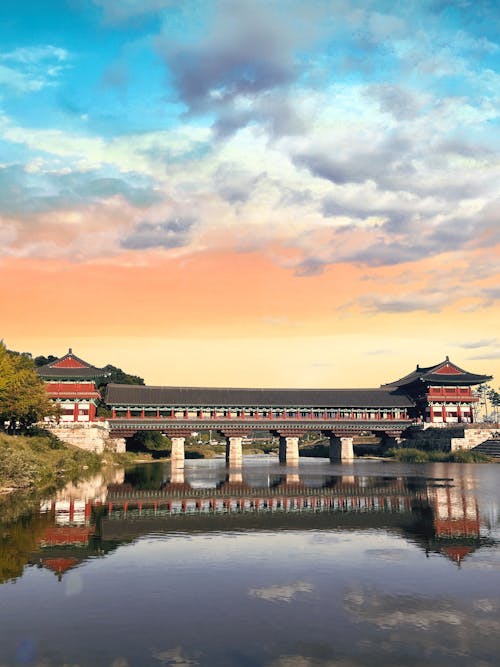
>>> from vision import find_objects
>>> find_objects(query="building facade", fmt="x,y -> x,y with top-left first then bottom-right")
37,349 -> 109,422
38,352 -> 491,426
382,357 -> 492,424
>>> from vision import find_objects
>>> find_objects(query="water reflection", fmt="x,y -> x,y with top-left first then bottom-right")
0,460 -> 497,586
0,459 -> 498,667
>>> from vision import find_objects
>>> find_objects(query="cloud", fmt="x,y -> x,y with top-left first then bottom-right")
248,581 -> 313,603
155,0 -> 308,136
456,339 -> 498,349
0,165 -> 161,216
365,83 -> 422,120
0,45 -> 69,93
354,292 -> 451,314
214,163 -> 266,204
343,586 -> 500,659
152,646 -> 199,667
92,0 -> 172,24
121,217 -> 195,250
467,349 -> 500,361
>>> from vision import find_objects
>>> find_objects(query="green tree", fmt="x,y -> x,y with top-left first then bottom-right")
34,354 -> 58,367
96,364 -> 145,411
99,364 -> 145,391
0,342 -> 55,432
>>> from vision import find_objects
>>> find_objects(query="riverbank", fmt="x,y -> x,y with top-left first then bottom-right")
0,430 -> 136,495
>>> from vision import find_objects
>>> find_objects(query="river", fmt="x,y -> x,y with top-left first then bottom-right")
0,457 -> 499,667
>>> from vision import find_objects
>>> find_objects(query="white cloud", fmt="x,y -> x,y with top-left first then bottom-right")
0,45 -> 69,93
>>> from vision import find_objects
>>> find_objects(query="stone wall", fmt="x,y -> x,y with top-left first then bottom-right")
450,427 -> 499,452
44,422 -> 126,453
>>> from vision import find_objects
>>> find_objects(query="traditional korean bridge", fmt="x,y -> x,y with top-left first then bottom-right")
105,384 -> 415,464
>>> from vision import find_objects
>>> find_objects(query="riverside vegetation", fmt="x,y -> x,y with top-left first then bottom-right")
0,430 -> 102,492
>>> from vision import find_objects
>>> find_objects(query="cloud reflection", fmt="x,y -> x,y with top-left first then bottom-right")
248,580 -> 313,603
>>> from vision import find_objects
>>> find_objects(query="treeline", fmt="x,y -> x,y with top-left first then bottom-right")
0,342 -> 54,432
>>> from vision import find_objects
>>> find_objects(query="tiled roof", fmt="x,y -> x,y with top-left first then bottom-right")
105,384 -> 414,408
37,349 -> 109,379
383,358 -> 492,388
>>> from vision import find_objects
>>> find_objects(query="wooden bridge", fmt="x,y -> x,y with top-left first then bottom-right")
105,384 -> 415,464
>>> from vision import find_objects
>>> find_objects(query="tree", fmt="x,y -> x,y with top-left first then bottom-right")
34,355 -> 58,367
486,387 -> 500,422
0,342 -> 55,432
474,383 -> 500,422
97,364 -> 145,401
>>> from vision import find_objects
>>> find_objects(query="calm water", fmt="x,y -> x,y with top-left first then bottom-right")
0,457 -> 499,667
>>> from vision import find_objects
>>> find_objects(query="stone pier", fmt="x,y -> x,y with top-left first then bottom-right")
170,466 -> 185,485
226,436 -> 243,467
170,436 -> 185,470
329,436 -> 354,463
279,436 -> 300,466
228,470 -> 243,484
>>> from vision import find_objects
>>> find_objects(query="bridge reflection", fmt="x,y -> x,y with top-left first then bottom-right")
18,461 -> 493,580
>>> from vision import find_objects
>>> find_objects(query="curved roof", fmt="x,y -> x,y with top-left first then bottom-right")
382,357 -> 492,389
105,384 -> 413,408
37,349 -> 109,379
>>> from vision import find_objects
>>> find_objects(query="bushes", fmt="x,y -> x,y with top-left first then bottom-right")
448,449 -> 490,463
386,447 -> 491,463
387,447 -> 430,462
0,433 -> 101,491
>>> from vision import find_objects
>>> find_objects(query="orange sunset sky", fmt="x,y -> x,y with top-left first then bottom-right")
1,1 -> 499,389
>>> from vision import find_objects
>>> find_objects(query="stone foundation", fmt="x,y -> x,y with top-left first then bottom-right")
450,428 -> 498,452
43,422 -> 125,453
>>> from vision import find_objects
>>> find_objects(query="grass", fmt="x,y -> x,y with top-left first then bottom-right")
386,447 -> 491,463
0,429 -> 102,492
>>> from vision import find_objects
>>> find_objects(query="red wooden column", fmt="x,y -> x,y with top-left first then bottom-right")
73,402 -> 79,421
441,405 -> 447,423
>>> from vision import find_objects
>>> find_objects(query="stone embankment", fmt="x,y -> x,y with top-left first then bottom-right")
43,422 -> 126,454
450,426 -> 500,453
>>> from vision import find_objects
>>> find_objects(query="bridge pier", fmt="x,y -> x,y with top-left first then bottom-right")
170,466 -> 185,485
329,436 -> 354,463
226,436 -> 243,468
171,436 -> 185,470
228,470 -> 243,484
279,436 -> 299,466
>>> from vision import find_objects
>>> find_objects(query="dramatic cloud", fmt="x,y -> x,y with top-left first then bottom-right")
0,1 -> 498,372
155,0 -> 308,136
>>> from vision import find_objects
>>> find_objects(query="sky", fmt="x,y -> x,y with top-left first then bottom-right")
0,0 -> 498,388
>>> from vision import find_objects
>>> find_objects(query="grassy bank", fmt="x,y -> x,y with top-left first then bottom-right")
0,430 -> 103,492
386,447 -> 491,463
